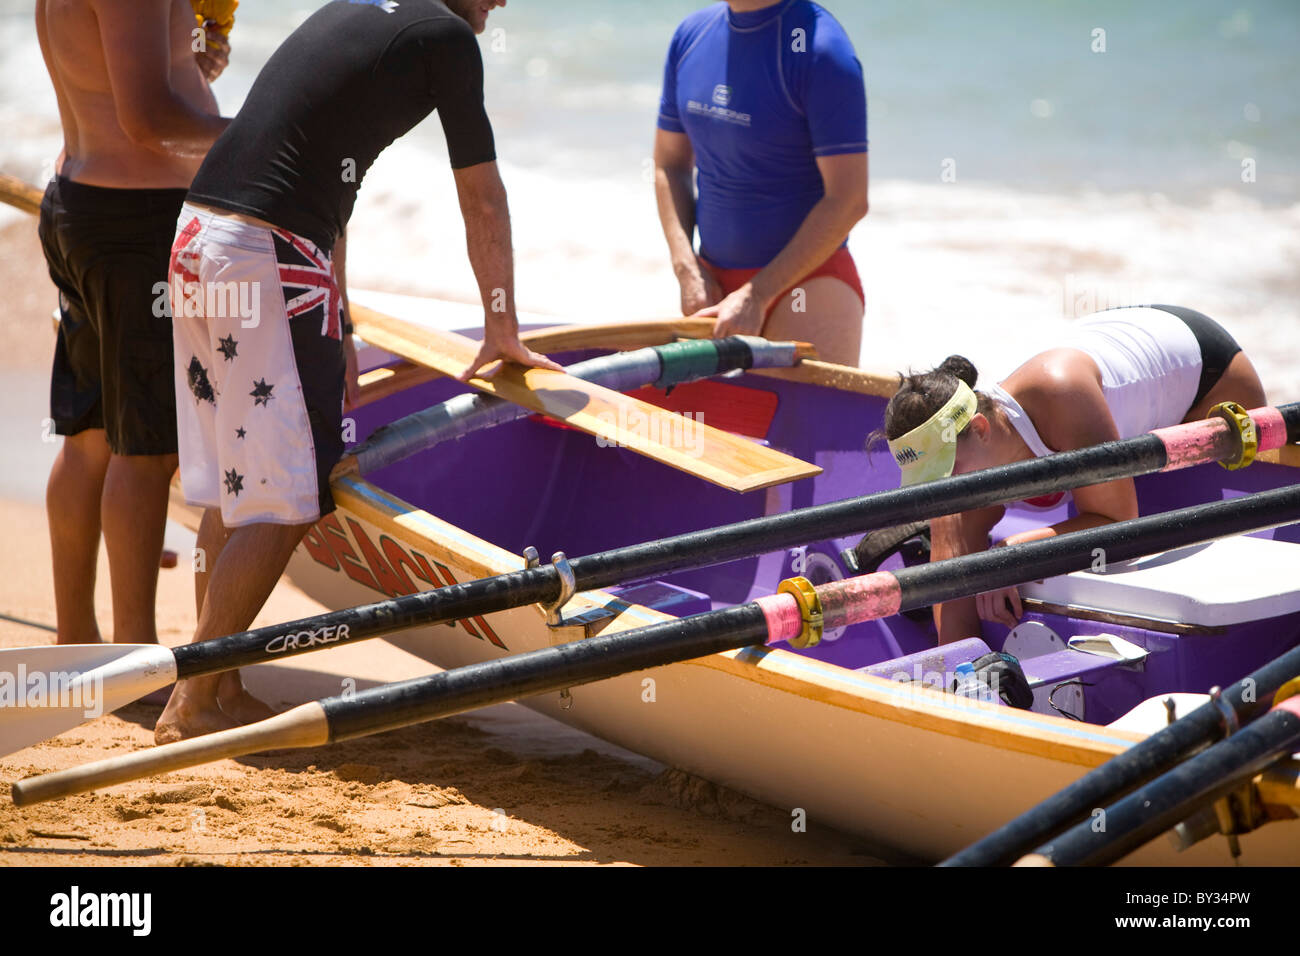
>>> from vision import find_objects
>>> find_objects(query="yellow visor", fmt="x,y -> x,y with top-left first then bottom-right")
886,381 -> 977,486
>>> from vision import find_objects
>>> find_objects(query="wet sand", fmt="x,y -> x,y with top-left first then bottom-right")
0,220 -> 885,866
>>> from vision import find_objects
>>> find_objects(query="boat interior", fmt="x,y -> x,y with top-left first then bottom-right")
350,337 -> 1300,731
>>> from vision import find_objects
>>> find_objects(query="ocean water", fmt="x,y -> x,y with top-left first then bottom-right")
1,0 -> 1297,394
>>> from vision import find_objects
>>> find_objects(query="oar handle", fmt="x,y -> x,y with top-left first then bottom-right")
0,174 -> 45,215
10,703 -> 329,806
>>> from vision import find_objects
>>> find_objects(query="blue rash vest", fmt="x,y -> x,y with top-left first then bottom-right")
657,0 -> 868,270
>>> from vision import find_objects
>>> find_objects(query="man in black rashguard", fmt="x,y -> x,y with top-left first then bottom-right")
159,0 -> 558,742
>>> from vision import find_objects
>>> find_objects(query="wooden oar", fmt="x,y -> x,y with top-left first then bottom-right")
338,334 -> 809,478
2,402 -> 1297,758
350,305 -> 821,493
941,640 -> 1300,867
1015,695 -> 1300,867
12,482 -> 1300,805
0,174 -> 44,216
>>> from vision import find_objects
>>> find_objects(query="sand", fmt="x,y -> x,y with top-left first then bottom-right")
0,220 -> 884,867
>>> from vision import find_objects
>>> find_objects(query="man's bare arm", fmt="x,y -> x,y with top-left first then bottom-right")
653,128 -> 720,316
748,152 -> 868,308
932,504 -> 1004,644
331,229 -> 359,408
451,161 -> 561,381
94,0 -> 228,155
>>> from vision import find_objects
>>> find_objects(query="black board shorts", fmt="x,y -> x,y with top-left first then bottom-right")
38,177 -> 188,454
1145,304 -> 1243,408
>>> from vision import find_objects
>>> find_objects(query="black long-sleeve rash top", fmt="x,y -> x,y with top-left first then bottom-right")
189,0 -> 496,254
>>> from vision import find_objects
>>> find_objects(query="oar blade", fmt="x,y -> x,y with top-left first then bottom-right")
0,644 -> 177,757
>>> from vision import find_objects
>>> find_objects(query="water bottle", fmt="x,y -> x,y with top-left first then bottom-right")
953,662 -> 993,703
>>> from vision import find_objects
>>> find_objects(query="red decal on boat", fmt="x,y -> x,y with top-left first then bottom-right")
347,518 -> 407,597
428,559 -> 506,649
405,550 -> 434,585
301,519 -> 510,649
320,513 -> 380,592
472,615 -> 506,650
301,524 -> 339,571
379,535 -> 422,595
410,552 -> 453,601
408,551 -> 507,648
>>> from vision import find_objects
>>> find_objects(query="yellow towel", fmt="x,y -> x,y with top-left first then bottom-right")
191,0 -> 238,39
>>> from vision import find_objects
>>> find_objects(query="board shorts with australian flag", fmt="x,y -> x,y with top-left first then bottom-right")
168,202 -> 346,527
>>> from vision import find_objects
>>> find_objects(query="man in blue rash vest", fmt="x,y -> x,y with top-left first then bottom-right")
653,0 -> 868,366
156,0 -> 561,743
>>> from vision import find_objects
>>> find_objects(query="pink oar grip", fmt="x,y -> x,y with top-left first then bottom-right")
1252,406 -> 1288,452
817,573 -> 902,630
1154,419 -> 1227,471
756,593 -> 802,644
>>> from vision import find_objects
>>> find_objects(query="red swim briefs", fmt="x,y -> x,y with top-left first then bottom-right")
701,246 -> 865,322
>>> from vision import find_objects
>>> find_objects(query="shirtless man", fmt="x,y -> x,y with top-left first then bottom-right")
156,0 -> 559,742
35,0 -> 229,647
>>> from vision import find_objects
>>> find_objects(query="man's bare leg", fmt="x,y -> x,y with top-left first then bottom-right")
100,452 -> 178,644
190,506 -> 266,724
155,519 -> 312,743
193,505 -> 232,616
47,429 -> 111,645
763,276 -> 864,367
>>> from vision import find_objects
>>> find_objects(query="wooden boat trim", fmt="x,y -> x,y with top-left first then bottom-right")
354,361 -> 442,408
749,361 -> 898,397
353,318 -> 900,412
520,318 -> 717,352
1259,445 -> 1300,468
690,645 -> 1140,766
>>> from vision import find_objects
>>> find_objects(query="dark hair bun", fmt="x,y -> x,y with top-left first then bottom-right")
938,355 -> 978,389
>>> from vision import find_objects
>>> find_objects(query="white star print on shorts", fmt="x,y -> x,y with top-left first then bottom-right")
169,203 -> 346,527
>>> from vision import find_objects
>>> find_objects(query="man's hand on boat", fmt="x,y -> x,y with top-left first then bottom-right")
696,281 -> 767,339
678,256 -> 723,316
458,329 -> 563,382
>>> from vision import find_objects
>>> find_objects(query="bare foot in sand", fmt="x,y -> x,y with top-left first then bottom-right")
155,682 -> 239,744
216,671 -> 278,724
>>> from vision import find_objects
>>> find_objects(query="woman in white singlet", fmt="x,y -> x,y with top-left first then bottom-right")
879,305 -> 1266,645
